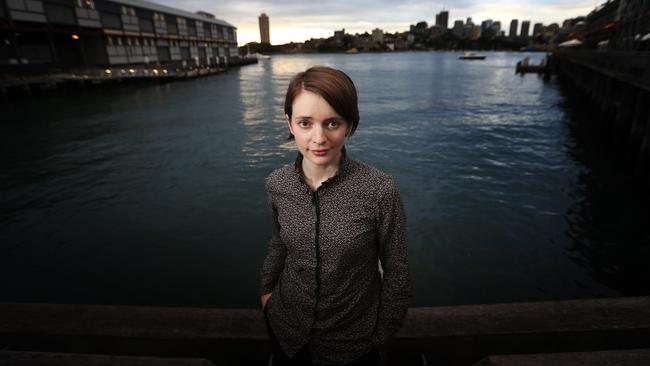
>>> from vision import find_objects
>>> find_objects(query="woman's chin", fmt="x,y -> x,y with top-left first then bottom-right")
304,151 -> 340,166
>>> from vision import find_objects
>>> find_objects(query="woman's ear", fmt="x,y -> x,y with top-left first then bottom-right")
285,114 -> 294,135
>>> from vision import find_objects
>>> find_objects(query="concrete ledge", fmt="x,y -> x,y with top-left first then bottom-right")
396,297 -> 650,365
0,350 -> 216,366
1,297 -> 649,365
475,348 -> 650,366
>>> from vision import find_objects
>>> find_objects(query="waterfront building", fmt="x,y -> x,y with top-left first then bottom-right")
258,13 -> 269,44
545,23 -> 560,35
611,0 -> 649,49
509,19 -> 518,38
481,19 -> 495,38
452,20 -> 464,37
334,29 -> 345,46
0,0 -> 239,73
409,21 -> 429,38
435,10 -> 449,29
468,25 -> 481,40
520,20 -> 531,37
533,22 -> 543,37
493,21 -> 501,34
481,19 -> 493,31
371,28 -> 383,43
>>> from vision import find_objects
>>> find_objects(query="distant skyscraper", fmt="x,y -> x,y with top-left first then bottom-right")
520,20 -> 530,37
481,19 -> 495,38
435,10 -> 449,29
481,19 -> 493,30
372,28 -> 384,43
258,13 -> 270,44
509,19 -> 518,38
493,21 -> 501,33
452,20 -> 464,37
532,23 -> 543,36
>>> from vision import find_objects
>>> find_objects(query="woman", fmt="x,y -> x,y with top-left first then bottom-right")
260,66 -> 411,365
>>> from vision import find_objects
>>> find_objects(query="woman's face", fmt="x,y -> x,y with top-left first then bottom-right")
287,90 -> 350,168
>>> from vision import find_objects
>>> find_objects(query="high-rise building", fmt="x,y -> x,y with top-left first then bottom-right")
520,20 -> 530,37
481,19 -> 494,38
372,28 -> 384,43
481,19 -> 493,31
493,21 -> 502,36
435,10 -> 449,29
509,19 -> 518,38
532,23 -> 543,36
258,13 -> 270,44
452,20 -> 464,37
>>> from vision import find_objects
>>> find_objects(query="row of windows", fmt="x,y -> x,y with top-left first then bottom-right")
106,36 -> 225,48
120,6 -> 136,16
72,1 -> 235,40
75,0 -> 95,10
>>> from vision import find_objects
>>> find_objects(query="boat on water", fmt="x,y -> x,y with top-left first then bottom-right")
458,52 -> 486,60
253,53 -> 271,60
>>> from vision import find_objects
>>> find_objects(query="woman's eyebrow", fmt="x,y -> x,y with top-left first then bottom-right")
295,116 -> 313,120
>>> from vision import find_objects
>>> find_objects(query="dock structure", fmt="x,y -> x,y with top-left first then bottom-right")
0,0 -> 247,92
1,297 -> 649,365
515,56 -> 550,76
552,49 -> 650,179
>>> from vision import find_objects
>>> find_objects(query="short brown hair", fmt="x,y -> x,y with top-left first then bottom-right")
284,66 -> 359,140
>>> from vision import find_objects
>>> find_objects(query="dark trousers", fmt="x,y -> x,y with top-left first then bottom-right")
263,306 -> 379,366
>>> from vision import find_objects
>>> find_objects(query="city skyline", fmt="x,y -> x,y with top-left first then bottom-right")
134,0 -> 597,45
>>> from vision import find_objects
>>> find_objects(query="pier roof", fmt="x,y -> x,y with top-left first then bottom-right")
110,0 -> 235,28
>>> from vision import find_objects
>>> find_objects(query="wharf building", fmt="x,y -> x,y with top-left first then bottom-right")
0,0 -> 240,76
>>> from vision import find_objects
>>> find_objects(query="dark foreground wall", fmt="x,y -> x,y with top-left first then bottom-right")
1,297 -> 649,365
552,50 -> 650,179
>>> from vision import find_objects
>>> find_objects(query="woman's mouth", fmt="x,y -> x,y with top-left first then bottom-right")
311,149 -> 329,157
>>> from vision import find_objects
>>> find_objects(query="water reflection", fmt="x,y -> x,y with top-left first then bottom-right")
560,81 -> 650,296
1,52 -> 641,308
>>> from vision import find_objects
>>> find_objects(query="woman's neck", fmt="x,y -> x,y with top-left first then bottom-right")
302,151 -> 342,191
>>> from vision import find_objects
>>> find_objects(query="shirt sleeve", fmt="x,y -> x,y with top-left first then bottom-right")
259,181 -> 287,297
373,177 -> 411,346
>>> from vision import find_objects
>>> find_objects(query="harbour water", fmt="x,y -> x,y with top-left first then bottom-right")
1,52 -> 647,308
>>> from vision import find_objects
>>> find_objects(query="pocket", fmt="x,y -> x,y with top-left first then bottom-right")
264,292 -> 273,313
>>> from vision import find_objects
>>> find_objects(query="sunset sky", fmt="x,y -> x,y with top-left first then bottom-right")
154,0 -> 599,45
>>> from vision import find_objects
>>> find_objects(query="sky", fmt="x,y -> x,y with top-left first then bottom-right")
155,0 -> 599,45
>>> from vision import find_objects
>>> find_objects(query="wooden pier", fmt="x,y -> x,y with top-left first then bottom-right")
515,56 -> 551,76
552,50 -> 650,179
0,57 -> 258,96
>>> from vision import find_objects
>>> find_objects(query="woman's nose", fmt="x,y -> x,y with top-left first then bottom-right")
312,125 -> 327,144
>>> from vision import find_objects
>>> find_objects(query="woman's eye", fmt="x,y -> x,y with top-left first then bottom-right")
327,121 -> 340,128
297,120 -> 310,127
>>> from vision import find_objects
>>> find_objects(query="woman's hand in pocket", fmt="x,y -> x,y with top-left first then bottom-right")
261,293 -> 272,309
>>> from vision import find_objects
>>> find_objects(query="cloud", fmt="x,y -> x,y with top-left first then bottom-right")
152,0 -> 597,44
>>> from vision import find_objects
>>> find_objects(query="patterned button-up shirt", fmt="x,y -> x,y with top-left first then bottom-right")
260,152 -> 411,364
